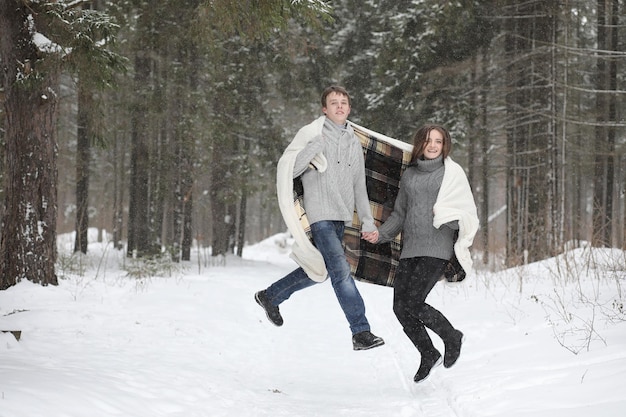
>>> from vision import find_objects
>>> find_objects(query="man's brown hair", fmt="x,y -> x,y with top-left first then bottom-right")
321,85 -> 352,107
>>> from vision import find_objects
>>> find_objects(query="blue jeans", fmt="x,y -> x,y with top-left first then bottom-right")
265,220 -> 370,335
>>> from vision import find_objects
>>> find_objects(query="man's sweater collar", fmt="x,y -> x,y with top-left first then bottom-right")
323,117 -> 352,140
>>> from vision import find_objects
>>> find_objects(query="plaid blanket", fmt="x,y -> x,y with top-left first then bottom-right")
292,122 -> 413,287
346,123 -> 413,287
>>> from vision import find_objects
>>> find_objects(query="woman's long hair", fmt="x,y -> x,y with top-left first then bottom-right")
409,124 -> 452,163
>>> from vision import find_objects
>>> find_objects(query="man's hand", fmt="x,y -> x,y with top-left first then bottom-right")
361,230 -> 379,244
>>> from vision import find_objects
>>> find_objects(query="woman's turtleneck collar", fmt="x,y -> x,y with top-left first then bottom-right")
415,155 -> 444,172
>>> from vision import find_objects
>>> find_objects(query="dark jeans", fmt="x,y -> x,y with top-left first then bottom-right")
393,256 -> 455,357
265,220 -> 370,335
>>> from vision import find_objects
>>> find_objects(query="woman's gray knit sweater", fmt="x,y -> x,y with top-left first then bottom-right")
378,155 -> 457,260
291,118 -> 376,232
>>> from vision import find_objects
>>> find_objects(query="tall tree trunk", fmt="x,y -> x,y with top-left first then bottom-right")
127,50 -> 152,257
182,188 -> 193,261
592,0 -> 613,247
209,132 -> 238,258
180,42 -> 198,262
170,127 -> 182,262
168,46 -> 184,262
167,42 -> 196,262
504,5 -> 524,266
179,132 -> 194,261
112,127 -> 126,250
209,140 -> 231,258
210,201 -> 230,257
74,83 -> 91,254
150,112 -> 167,252
236,193 -> 247,257
467,54 -> 478,204
560,0 -> 572,247
0,3 -> 59,289
479,47 -> 490,267
548,7 -> 561,254
607,0 -> 619,246
234,137 -> 251,257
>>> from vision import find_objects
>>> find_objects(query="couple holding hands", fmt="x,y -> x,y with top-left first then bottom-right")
255,86 -> 479,383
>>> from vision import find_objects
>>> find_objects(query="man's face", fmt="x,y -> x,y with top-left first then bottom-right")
322,92 -> 351,125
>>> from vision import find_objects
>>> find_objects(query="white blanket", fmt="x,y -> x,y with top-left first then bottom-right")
276,116 -> 328,282
433,157 -> 480,274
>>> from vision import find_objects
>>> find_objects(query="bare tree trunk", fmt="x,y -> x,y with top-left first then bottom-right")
150,112 -> 167,252
0,3 -> 59,289
607,0 -> 619,246
592,0 -> 613,247
182,189 -> 193,261
236,187 -> 247,257
209,135 -> 226,257
112,127 -> 126,250
127,51 -> 152,257
479,47 -> 490,266
467,54 -> 478,205
168,46 -> 184,262
560,0 -> 572,247
210,205 -> 230,257
180,42 -> 198,262
548,8 -> 562,255
504,11 -> 524,267
74,83 -> 91,254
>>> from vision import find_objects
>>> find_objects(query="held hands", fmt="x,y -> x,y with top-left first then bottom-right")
361,230 -> 379,244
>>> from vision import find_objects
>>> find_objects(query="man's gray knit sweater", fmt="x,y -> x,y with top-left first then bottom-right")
378,155 -> 458,260
291,118 -> 376,232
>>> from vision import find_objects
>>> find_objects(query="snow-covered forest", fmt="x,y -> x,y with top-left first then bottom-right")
0,1 -> 625,289
1,3 -> 625,414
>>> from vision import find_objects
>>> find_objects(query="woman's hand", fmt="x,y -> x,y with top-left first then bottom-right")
361,230 -> 379,243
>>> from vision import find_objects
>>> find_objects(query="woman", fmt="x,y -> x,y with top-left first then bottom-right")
362,124 -> 478,383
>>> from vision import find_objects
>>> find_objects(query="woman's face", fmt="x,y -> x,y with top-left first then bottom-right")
422,129 -> 444,159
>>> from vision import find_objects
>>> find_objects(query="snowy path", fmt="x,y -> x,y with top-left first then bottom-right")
1,243 -> 625,417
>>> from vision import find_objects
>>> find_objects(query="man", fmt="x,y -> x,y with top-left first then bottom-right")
255,86 -> 385,351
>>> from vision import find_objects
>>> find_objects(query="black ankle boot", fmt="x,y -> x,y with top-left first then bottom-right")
413,351 -> 442,383
444,329 -> 464,368
255,291 -> 283,326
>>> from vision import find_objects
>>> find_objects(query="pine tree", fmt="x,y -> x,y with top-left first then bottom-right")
0,1 -> 124,289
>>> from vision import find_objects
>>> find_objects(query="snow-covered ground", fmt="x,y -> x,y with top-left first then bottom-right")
1,230 -> 625,417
